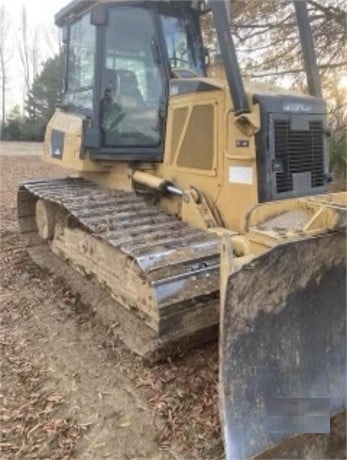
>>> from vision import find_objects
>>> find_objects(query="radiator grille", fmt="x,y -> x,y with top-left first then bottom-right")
274,120 -> 325,193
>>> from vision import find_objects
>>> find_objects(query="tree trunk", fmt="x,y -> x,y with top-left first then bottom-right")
0,51 -> 5,134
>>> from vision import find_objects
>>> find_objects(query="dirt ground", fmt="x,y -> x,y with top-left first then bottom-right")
0,141 -> 43,157
0,143 -> 222,459
0,142 -> 345,460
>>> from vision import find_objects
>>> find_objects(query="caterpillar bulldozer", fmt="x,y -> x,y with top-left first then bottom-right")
17,0 -> 346,457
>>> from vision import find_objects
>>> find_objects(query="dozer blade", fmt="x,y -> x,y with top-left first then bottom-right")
219,232 -> 346,459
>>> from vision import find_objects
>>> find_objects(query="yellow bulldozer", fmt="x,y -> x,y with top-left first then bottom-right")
17,0 -> 346,457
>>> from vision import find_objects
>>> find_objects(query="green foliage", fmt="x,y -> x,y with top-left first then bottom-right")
330,134 -> 347,179
1,106 -> 25,140
1,55 -> 61,141
25,56 -> 61,126
326,85 -> 347,179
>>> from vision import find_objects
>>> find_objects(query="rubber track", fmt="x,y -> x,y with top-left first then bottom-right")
18,177 -> 221,356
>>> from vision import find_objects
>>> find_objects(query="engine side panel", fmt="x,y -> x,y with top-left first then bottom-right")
43,110 -> 106,172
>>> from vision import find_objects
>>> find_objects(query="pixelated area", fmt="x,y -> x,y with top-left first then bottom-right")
266,398 -> 330,433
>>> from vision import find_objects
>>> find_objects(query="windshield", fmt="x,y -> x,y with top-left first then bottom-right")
160,13 -> 204,75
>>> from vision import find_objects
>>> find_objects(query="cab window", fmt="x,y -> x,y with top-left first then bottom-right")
160,13 -> 204,75
64,13 -> 96,110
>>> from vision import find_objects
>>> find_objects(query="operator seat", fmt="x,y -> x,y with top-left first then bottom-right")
102,68 -> 119,95
100,68 -> 123,138
115,69 -> 145,108
101,68 -> 158,145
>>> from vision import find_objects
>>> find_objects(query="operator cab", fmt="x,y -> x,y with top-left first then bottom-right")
56,1 -> 207,159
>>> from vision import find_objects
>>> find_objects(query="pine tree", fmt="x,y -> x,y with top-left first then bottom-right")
24,55 -> 61,139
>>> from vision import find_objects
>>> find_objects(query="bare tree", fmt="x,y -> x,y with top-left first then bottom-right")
42,24 -> 62,57
0,3 -> 13,127
229,0 -> 346,84
228,0 -> 346,175
17,5 -> 40,110
18,6 -> 30,95
200,1 -> 346,175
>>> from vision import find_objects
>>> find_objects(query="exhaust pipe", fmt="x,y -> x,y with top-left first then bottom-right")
209,0 -> 250,116
293,0 -> 322,98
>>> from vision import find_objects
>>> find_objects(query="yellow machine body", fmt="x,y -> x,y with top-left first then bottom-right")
18,0 -> 346,457
42,79 -> 346,254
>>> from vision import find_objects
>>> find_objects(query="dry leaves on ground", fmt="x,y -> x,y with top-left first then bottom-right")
0,330 -> 82,459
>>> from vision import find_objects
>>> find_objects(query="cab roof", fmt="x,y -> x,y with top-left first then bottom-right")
55,0 -> 206,27
55,0 -> 96,26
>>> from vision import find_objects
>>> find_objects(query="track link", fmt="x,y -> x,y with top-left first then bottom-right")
18,177 -> 221,359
